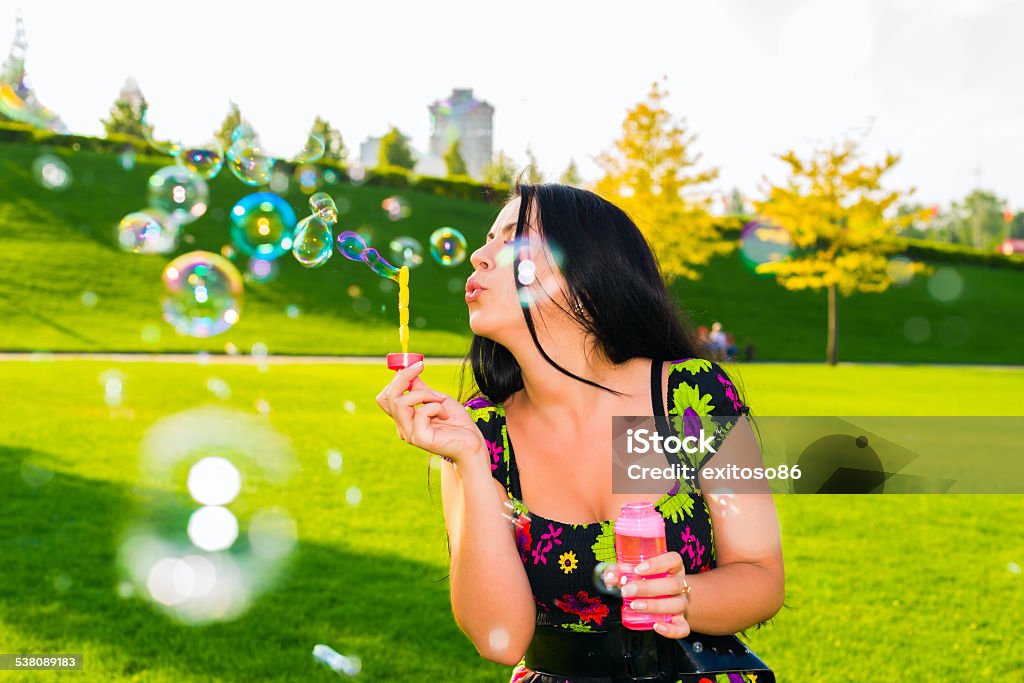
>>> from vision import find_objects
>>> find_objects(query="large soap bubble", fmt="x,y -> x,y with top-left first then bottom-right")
116,406 -> 297,626
161,251 -> 244,337
229,192 -> 297,260
292,215 -> 333,268
148,166 -> 209,226
177,139 -> 224,179
429,227 -> 467,267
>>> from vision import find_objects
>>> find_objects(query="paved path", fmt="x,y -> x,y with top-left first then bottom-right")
0,352 -> 1020,369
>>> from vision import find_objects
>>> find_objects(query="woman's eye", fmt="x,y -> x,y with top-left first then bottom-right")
503,239 -> 514,246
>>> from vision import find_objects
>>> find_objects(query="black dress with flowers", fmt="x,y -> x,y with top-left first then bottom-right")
462,358 -> 755,683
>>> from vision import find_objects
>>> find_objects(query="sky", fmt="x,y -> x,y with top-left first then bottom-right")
2,0 -> 1022,208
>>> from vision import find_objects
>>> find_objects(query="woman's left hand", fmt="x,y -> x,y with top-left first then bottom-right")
621,551 -> 692,638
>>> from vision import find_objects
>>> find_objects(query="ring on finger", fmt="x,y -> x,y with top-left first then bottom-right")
678,576 -> 691,597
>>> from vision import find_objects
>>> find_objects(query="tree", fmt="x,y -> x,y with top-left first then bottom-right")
726,188 -> 748,216
444,139 -> 468,177
560,158 -> 582,186
482,150 -> 516,185
310,116 -> 347,163
378,125 -> 415,170
594,79 -> 729,282
1010,212 -> 1024,239
752,136 -> 930,365
215,101 -> 243,153
524,147 -> 545,184
948,190 -> 1009,249
101,78 -> 148,139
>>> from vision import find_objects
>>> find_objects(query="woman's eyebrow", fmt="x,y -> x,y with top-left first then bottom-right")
486,221 -> 517,240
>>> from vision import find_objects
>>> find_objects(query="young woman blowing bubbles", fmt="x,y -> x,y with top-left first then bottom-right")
376,181 -> 784,683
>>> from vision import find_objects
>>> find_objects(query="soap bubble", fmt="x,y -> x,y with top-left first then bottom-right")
429,227 -> 468,267
230,192 -> 297,259
231,122 -> 258,144
381,195 -> 410,220
118,406 -> 296,625
246,256 -> 279,284
119,148 -> 136,171
312,644 -> 361,677
345,486 -> 362,506
389,236 -> 424,268
162,251 -> 244,337
292,215 -> 333,267
285,305 -> 300,318
148,166 -> 209,226
294,133 -> 325,163
187,457 -> 242,506
100,368 -> 125,407
336,230 -> 368,261
361,248 -> 401,279
740,221 -> 792,274
926,267 -> 963,302
81,291 -> 99,307
227,140 -> 275,186
32,154 -> 73,191
117,209 -> 179,254
177,140 -> 224,179
592,561 -> 623,596
887,256 -> 916,285
293,164 -> 320,194
309,192 -> 338,223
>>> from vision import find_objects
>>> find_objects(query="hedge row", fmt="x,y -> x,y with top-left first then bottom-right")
0,122 -> 512,204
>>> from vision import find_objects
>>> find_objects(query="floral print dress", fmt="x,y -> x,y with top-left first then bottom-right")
463,358 -> 759,683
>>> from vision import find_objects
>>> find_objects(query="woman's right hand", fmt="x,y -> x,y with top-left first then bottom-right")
375,361 -> 486,466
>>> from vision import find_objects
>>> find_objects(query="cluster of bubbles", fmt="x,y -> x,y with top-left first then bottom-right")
117,406 -> 297,625
31,154 -> 73,191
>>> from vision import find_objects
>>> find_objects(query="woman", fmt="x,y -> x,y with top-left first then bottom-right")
376,181 -> 784,682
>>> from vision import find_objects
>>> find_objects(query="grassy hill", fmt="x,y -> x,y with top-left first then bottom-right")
1,141 -> 1021,363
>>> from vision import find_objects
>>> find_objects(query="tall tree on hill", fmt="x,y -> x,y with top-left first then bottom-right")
559,158 -> 582,186
753,136 -> 930,365
444,139 -> 468,177
594,79 -> 731,282
949,190 -> 1010,250
215,101 -> 243,152
524,147 -> 545,184
101,77 -> 148,139
482,150 -> 516,185
378,125 -> 415,170
310,116 -> 347,163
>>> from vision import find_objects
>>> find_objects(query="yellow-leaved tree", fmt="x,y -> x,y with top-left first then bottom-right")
594,79 -> 734,281
753,136 -> 931,365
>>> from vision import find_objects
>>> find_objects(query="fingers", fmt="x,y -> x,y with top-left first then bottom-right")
391,390 -> 446,438
412,401 -> 447,437
375,361 -> 427,411
653,613 -> 691,638
622,572 -> 688,599
635,551 -> 684,577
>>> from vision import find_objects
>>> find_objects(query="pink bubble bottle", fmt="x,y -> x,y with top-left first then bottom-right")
615,502 -> 673,630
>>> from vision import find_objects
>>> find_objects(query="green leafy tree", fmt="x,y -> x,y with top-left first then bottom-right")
101,79 -> 148,139
753,136 -> 930,365
594,79 -> 728,282
559,158 -> 582,186
948,190 -> 1010,249
525,147 -> 545,183
378,125 -> 415,170
482,150 -> 516,185
215,102 -> 243,152
310,116 -> 347,163
1010,211 -> 1024,239
444,139 -> 468,177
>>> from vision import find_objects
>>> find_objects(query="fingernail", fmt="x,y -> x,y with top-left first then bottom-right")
653,623 -> 665,634
411,360 -> 423,369
631,600 -> 647,611
635,562 -> 649,574
621,583 -> 637,597
432,390 -> 446,398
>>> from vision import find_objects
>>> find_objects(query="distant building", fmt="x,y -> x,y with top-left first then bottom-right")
117,76 -> 145,110
427,88 -> 494,180
359,136 -> 381,168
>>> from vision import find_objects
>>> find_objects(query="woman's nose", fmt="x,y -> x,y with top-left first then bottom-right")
470,246 -> 491,270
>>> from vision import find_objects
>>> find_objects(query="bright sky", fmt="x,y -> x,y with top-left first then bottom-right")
2,0 -> 1021,208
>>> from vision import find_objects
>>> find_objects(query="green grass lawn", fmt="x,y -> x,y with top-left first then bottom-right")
1,360 -> 1022,682
1,141 -> 1023,363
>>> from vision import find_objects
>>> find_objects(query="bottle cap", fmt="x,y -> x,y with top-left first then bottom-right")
386,352 -> 424,371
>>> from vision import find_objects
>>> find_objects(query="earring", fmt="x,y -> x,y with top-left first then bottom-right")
572,301 -> 584,316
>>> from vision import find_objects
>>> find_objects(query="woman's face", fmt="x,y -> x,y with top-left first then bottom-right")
465,196 -> 570,344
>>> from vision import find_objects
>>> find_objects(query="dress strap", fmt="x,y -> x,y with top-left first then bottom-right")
650,357 -> 666,417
